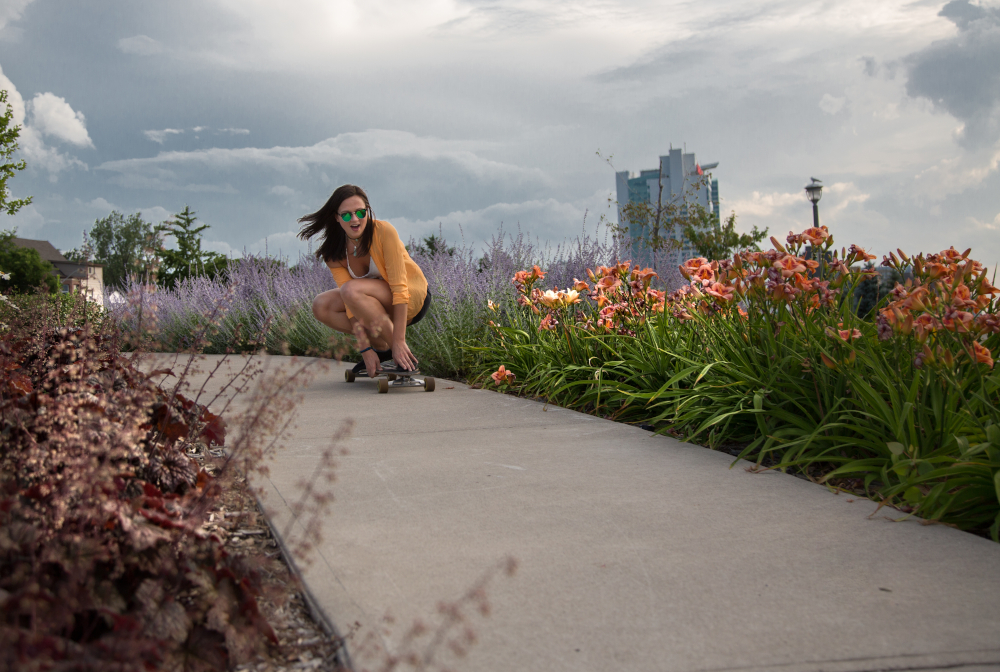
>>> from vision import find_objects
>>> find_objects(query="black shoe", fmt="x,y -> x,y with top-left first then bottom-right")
375,349 -> 394,362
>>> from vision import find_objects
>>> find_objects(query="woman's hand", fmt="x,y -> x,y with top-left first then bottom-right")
392,340 -> 418,372
362,348 -> 382,378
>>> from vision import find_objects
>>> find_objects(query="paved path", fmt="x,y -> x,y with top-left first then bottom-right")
141,353 -> 1000,672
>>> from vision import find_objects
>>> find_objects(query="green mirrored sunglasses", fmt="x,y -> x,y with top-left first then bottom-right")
339,209 -> 367,223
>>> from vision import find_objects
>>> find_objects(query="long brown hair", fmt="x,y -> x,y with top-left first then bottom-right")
297,185 -> 375,262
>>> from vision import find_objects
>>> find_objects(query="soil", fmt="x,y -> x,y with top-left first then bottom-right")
189,445 -> 349,672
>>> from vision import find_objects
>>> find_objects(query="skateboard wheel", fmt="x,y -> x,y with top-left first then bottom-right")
424,377 -> 435,392
387,374 -> 396,381
377,378 -> 389,394
345,370 -> 356,383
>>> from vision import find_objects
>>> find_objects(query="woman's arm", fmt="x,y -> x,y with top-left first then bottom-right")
391,303 -> 418,370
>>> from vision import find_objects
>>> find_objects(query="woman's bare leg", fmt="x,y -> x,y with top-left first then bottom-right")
339,279 -> 396,349
312,289 -> 353,334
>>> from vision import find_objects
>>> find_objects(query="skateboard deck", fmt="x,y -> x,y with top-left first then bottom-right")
344,366 -> 435,393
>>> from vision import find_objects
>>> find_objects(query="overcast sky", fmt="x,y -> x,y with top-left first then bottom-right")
1,0 -> 998,269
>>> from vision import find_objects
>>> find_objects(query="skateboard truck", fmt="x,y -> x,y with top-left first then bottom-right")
344,366 -> 435,393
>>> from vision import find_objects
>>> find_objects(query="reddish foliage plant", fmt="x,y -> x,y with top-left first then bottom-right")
0,302 -> 277,671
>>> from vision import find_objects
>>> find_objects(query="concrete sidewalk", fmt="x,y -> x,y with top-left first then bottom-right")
141,353 -> 1000,672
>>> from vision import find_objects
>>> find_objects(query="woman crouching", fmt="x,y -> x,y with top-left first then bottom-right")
298,184 -> 430,377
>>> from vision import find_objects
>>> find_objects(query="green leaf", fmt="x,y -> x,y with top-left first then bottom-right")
987,424 -> 1000,447
903,487 -> 923,504
887,442 -> 905,456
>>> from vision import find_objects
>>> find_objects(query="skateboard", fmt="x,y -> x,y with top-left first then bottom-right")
344,366 -> 435,393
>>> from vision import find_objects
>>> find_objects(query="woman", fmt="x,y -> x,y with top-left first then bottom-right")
298,184 -> 430,377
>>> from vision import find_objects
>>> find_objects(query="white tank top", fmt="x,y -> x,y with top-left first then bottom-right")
346,256 -> 382,280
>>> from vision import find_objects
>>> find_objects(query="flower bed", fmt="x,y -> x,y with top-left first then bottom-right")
474,226 -> 1000,541
0,292 -> 345,670
106,225 -> 684,378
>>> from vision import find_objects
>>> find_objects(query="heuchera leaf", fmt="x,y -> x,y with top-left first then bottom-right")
199,411 -> 227,447
4,371 -> 32,396
150,402 -> 190,444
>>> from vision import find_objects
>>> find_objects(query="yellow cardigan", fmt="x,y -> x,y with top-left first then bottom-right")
328,219 -> 428,320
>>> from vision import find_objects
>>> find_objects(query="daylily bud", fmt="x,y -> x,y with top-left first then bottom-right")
941,349 -> 955,367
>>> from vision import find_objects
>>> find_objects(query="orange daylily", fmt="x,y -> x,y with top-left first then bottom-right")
938,246 -> 968,262
633,267 -> 658,285
970,341 -> 994,368
942,310 -> 974,333
774,255 -> 807,278
827,323 -> 862,341
800,226 -> 830,246
491,365 -> 516,385
539,290 -> 563,308
680,257 -> 710,279
596,275 -> 621,292
704,282 -> 736,303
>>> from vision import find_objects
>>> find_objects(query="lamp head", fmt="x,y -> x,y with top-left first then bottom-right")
805,182 -> 823,204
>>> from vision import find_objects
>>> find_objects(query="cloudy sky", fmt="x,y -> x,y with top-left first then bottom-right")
1,0 -> 998,269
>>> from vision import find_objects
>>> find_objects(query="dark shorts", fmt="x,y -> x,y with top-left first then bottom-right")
407,290 -> 432,326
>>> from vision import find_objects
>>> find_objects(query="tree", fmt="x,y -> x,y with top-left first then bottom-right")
855,263 -> 901,318
682,209 -> 769,261
154,206 -> 229,290
410,234 -> 455,258
67,211 -> 163,290
0,89 -> 32,217
0,228 -> 59,295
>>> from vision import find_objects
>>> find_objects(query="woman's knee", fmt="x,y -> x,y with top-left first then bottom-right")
340,281 -> 360,305
313,290 -> 343,321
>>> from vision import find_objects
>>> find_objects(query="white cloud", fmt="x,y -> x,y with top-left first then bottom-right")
390,197 -> 591,250
824,181 -> 871,214
87,197 -> 116,211
28,92 -> 93,147
269,185 -> 297,197
136,205 -> 174,223
727,190 -> 804,218
0,64 -> 25,126
219,127 -> 249,135
819,93 -> 846,115
144,128 -> 184,144
17,126 -> 88,179
969,212 -> 1000,231
77,198 -> 174,224
208,230 -> 305,261
117,35 -> 163,56
4,202 -> 45,237
0,69 -> 90,179
911,147 -> 1000,203
0,0 -> 34,32
97,129 -> 543,187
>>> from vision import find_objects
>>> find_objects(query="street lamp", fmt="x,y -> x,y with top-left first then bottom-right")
804,178 -> 823,228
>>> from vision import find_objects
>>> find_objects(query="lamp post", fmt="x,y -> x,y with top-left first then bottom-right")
804,179 -> 823,228
805,179 -> 824,275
